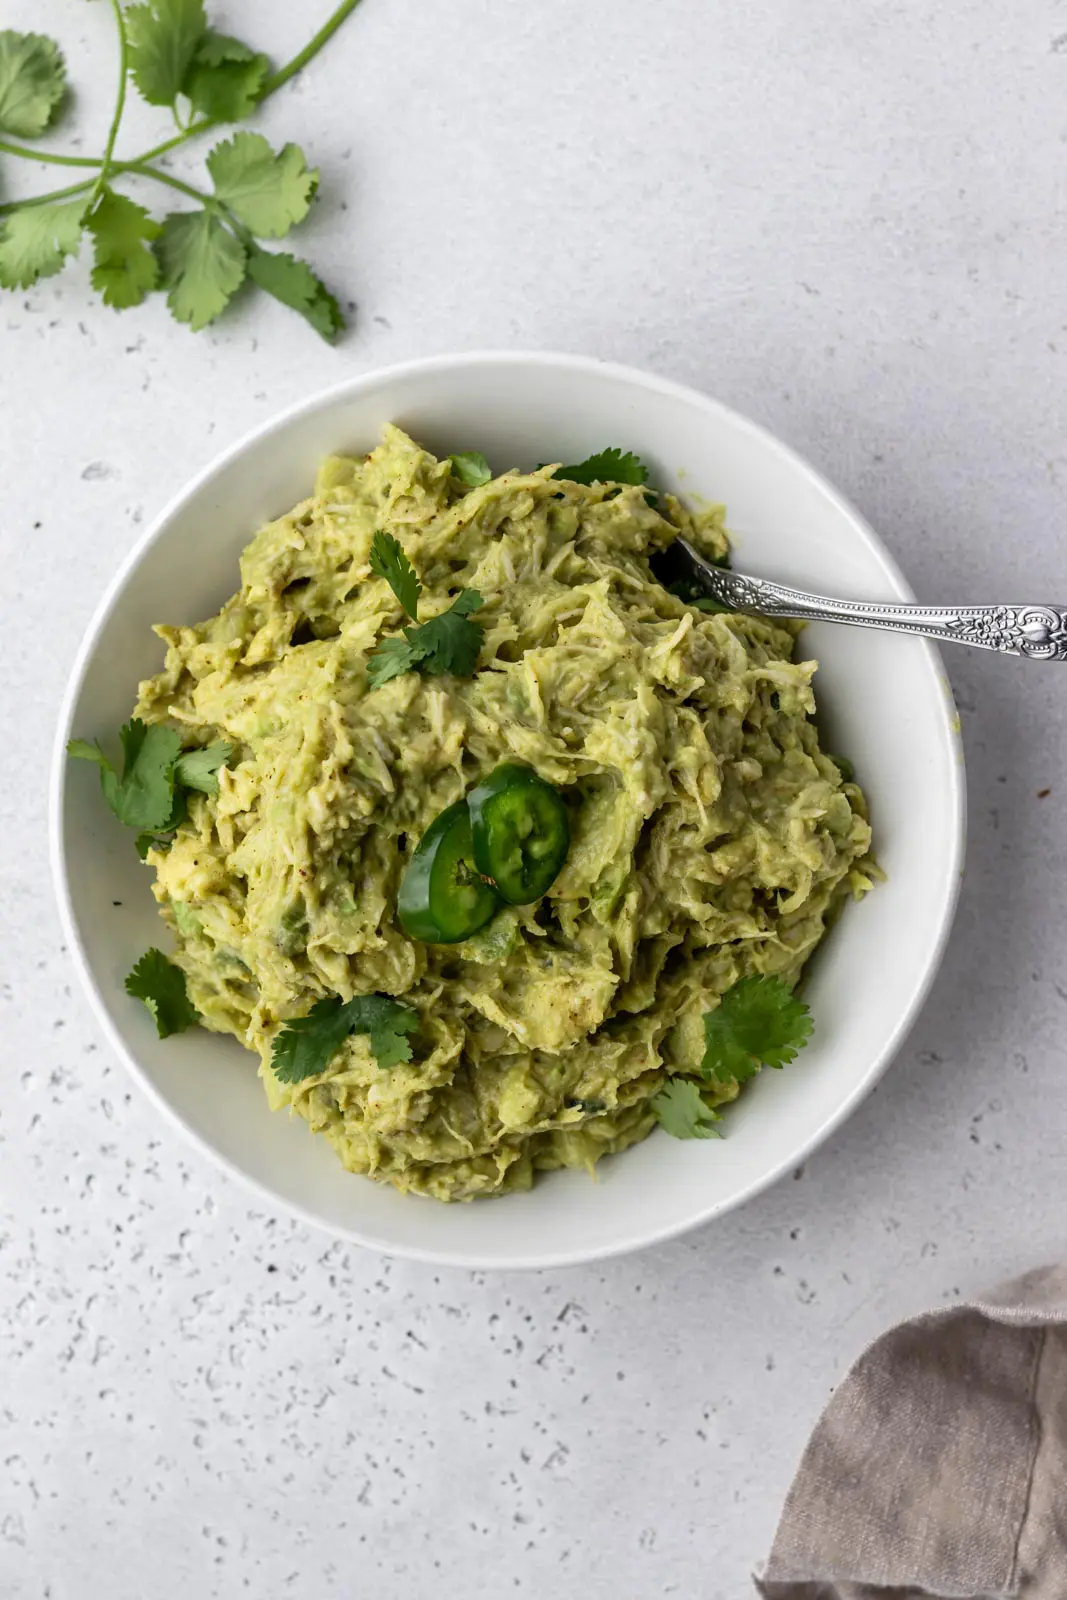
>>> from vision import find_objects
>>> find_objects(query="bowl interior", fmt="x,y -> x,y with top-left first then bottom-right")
53,355 -> 963,1268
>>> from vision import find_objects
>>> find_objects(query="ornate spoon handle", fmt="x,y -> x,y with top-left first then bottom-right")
676,540 -> 1067,661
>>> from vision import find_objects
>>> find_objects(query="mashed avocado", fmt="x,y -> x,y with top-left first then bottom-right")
135,426 -> 875,1201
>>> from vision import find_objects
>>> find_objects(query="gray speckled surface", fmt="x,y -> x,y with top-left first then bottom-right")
3,1 -> 1067,1594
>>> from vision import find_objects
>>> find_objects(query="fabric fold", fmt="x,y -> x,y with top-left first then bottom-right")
756,1263 -> 1067,1599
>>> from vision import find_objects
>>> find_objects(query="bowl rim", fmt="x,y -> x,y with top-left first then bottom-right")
50,349 -> 966,1268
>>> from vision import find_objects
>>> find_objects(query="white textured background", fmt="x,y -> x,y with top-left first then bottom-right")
3,1 -> 1067,1595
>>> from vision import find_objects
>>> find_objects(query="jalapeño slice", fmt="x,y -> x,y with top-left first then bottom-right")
398,801 -> 500,944
467,764 -> 570,905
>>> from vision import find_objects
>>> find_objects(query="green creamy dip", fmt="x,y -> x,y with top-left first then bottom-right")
136,426 -> 875,1201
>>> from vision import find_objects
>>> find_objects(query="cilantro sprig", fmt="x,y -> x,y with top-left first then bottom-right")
68,720 -> 182,831
367,591 -> 485,687
67,718 -> 231,853
552,449 -> 650,487
365,531 -> 485,688
652,977 -> 813,1140
0,3 -> 361,339
125,948 -> 200,1038
272,993 -> 419,1083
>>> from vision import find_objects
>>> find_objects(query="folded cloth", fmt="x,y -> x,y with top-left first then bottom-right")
756,1263 -> 1067,1599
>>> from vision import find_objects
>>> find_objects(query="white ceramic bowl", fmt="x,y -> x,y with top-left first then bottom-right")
52,353 -> 964,1269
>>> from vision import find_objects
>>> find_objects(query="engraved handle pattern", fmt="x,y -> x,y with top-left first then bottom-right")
678,544 -> 1067,661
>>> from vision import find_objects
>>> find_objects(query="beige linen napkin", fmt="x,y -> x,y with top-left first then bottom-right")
756,1263 -> 1067,1599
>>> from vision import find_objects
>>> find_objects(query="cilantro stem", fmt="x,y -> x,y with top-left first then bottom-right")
0,139 -> 99,169
119,163 -> 252,254
122,162 -> 210,207
257,0 -> 366,99
85,0 -> 130,218
0,174 -> 96,213
0,161 -> 203,218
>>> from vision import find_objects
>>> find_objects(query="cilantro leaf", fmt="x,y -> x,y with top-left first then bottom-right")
68,718 -> 182,832
65,739 -> 104,764
272,993 -> 419,1083
245,245 -> 344,342
207,132 -> 318,240
153,209 -> 246,329
68,722 -> 228,833
0,200 -> 83,290
191,29 -> 261,68
370,531 -> 420,619
173,741 -> 232,794
0,30 -> 67,138
182,31 -> 269,123
271,997 -> 350,1083
652,1079 -> 722,1140
367,591 -> 485,688
126,0 -> 206,108
125,948 -> 199,1038
352,995 -> 421,1069
132,780 -> 189,857
553,449 -> 649,487
86,189 -> 161,310
365,634 -> 417,688
449,452 -> 492,488
113,720 -> 183,830
700,976 -> 813,1085
407,589 -> 484,677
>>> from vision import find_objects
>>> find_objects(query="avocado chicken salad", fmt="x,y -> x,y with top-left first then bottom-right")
70,427 -> 876,1201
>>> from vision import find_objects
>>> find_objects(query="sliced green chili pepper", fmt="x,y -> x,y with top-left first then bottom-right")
397,801 -> 500,943
468,764 -> 570,905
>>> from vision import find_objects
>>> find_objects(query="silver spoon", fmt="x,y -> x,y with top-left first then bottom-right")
662,539 -> 1067,662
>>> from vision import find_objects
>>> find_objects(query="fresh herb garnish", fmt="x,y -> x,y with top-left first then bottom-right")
272,993 -> 419,1083
449,451 -> 492,488
700,976 -> 813,1086
367,590 -> 485,688
652,977 -> 813,1140
125,947 -> 200,1038
552,448 -> 649,487
68,719 -> 231,845
365,529 -> 484,685
68,720 -> 182,831
366,634 -> 421,686
369,530 -> 420,620
0,3 -> 363,338
651,1079 -> 722,1140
